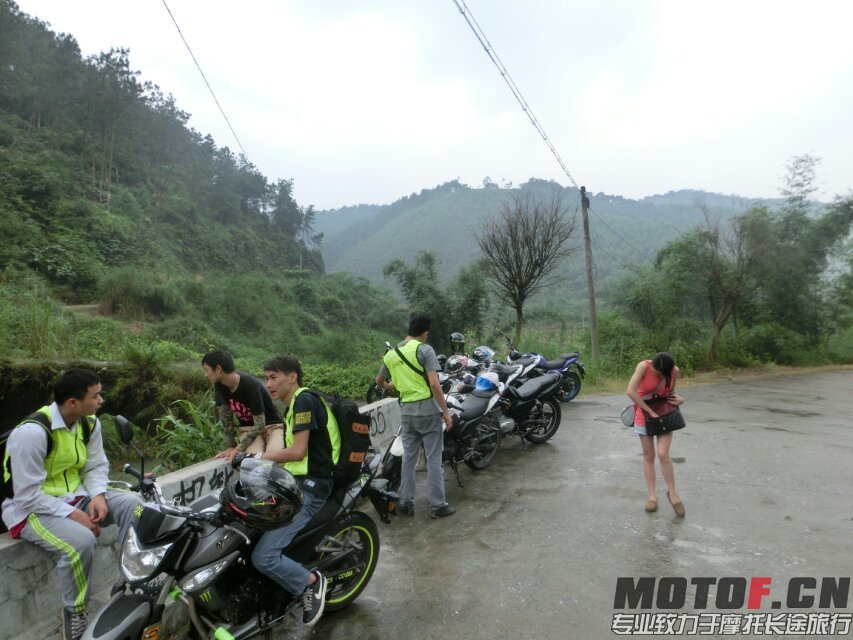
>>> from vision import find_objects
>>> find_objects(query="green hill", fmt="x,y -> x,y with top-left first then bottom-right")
316,179 -> 784,317
0,0 -> 405,373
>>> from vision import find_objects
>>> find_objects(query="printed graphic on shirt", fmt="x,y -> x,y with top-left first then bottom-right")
295,411 -> 313,425
229,399 -> 253,423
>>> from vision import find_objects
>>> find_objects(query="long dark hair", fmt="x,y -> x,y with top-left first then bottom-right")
652,352 -> 676,387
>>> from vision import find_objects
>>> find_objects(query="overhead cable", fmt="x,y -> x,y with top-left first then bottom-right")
160,0 -> 249,159
451,0 -> 578,189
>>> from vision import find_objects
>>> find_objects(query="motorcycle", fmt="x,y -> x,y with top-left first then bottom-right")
381,373 -> 503,490
486,361 -> 564,444
84,416 -> 398,640
505,336 -> 586,403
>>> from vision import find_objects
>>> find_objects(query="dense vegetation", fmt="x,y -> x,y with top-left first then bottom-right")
0,1 -> 405,385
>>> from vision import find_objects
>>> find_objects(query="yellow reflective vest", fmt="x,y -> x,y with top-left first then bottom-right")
382,340 -> 432,403
284,388 -> 341,477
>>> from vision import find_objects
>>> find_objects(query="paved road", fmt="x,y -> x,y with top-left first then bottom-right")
280,370 -> 853,639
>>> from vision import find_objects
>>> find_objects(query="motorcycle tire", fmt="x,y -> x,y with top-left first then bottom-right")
465,420 -> 501,470
523,398 -> 561,444
322,512 -> 381,612
554,371 -> 582,402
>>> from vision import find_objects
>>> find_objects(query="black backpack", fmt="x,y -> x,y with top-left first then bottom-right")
308,390 -> 373,488
1,412 -> 93,501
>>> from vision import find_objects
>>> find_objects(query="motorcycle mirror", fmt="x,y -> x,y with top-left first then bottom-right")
384,340 -> 392,349
115,415 -> 134,444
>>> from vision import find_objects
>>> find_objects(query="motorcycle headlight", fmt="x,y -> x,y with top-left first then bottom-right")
121,526 -> 173,583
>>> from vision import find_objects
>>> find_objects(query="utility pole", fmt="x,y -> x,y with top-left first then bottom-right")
581,186 -> 600,359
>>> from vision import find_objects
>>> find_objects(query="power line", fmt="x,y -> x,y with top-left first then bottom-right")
160,0 -> 249,159
588,205 -> 656,265
451,0 -> 578,189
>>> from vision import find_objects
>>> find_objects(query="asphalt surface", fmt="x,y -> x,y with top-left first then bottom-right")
278,369 -> 853,640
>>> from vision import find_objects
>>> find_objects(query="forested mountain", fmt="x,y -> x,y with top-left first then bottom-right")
316,179 -> 783,315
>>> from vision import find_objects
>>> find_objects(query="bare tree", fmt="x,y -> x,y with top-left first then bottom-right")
477,193 -> 578,343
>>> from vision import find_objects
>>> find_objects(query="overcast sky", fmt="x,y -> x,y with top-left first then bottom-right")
14,0 -> 853,210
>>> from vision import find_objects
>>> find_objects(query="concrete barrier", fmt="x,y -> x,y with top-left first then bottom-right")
0,397 -> 400,640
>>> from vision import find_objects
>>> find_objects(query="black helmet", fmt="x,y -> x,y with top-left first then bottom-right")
450,332 -> 466,354
220,458 -> 303,530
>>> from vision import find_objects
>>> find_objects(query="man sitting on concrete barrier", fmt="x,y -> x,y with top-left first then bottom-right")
1,368 -> 140,640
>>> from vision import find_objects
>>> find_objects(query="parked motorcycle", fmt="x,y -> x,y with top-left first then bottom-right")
381,373 -> 503,490
486,361 -> 564,444
505,336 -> 586,403
84,416 -> 398,640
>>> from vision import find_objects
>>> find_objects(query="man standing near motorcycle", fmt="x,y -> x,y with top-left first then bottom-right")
242,355 -> 340,627
377,314 -> 456,519
1,368 -> 140,640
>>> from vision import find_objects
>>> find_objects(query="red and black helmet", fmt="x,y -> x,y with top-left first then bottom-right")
220,458 -> 303,530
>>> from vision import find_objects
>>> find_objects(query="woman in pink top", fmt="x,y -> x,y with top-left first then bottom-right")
626,352 -> 686,517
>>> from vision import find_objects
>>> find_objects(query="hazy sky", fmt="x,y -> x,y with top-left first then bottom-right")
14,0 -> 853,210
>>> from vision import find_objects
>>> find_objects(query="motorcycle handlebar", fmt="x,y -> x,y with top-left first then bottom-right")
123,463 -> 143,481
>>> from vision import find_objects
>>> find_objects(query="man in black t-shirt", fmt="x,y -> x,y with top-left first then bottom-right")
201,350 -> 283,460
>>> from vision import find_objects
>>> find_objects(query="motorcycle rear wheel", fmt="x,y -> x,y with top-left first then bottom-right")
554,371 -> 582,402
322,512 -> 381,612
523,399 -> 561,444
464,421 -> 501,470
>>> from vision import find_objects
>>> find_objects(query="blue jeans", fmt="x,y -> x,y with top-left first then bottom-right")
251,477 -> 333,596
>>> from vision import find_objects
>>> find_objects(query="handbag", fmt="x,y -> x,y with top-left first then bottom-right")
620,372 -> 667,428
643,403 -> 686,436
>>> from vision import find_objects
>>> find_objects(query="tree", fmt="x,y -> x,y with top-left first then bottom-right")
476,193 -> 578,343
654,204 -> 774,365
781,154 -> 819,213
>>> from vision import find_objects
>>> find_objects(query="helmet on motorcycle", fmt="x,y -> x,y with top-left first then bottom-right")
472,345 -> 495,364
436,354 -> 448,370
474,371 -> 500,394
220,458 -> 303,531
450,332 -> 466,354
445,354 -> 469,374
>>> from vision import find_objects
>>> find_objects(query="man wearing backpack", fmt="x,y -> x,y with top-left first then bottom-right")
237,355 -> 340,628
377,314 -> 456,519
1,368 -> 140,640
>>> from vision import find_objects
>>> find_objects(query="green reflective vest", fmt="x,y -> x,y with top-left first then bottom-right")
284,388 -> 341,477
3,406 -> 93,497
382,339 -> 432,403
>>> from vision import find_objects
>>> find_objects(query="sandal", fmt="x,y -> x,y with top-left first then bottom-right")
667,490 -> 685,517
644,498 -> 658,512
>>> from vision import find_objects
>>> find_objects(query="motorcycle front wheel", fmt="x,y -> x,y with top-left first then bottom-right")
322,512 -> 381,612
554,371 -> 582,402
523,399 -> 562,444
465,420 -> 501,470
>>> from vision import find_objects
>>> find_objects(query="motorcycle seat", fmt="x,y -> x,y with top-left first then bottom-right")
540,356 -> 570,370
558,352 -> 579,360
513,372 -> 560,400
513,356 -> 539,367
298,485 -> 349,534
460,393 -> 491,420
